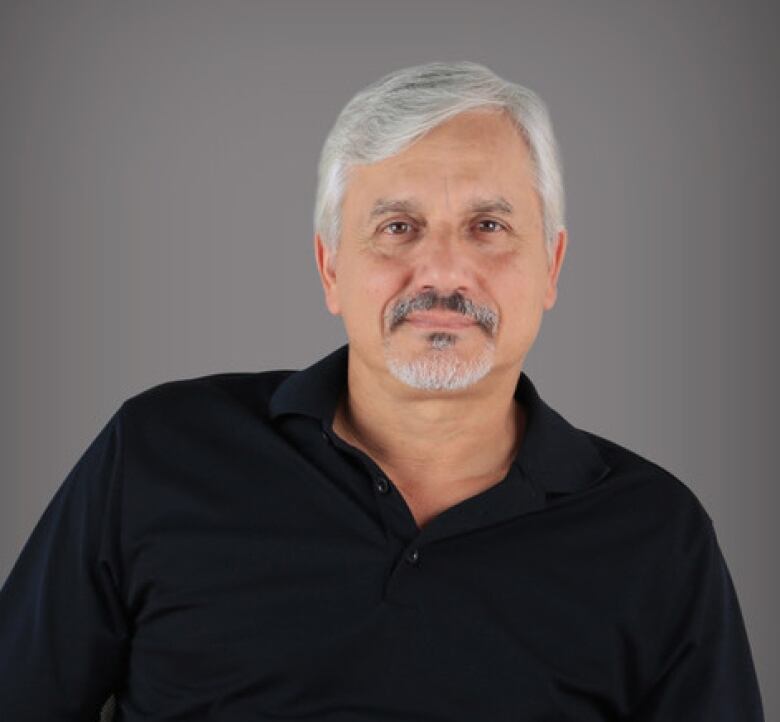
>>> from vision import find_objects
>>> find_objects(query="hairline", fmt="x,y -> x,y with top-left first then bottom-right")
314,64 -> 564,265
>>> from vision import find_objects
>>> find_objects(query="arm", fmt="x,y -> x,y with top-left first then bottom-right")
0,407 -> 130,720
630,516 -> 764,721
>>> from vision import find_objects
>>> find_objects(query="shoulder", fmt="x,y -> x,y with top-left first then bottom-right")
117,368 -> 295,431
582,428 -> 714,544
576,430 -> 722,641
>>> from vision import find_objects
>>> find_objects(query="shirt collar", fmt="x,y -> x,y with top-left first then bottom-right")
268,344 -> 610,496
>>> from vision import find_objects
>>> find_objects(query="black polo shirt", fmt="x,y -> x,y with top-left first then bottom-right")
0,344 -> 764,721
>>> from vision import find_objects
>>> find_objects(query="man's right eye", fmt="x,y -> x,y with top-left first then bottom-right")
383,221 -> 413,235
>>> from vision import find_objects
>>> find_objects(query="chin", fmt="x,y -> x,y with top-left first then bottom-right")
383,334 -> 496,391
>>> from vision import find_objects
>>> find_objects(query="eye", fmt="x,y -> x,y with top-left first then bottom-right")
475,219 -> 506,234
382,220 -> 414,236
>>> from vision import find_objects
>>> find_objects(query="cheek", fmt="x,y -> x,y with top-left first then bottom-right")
339,259 -> 407,329
494,264 -> 548,333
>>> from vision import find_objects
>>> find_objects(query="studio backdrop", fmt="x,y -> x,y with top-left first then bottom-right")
1,0 -> 777,715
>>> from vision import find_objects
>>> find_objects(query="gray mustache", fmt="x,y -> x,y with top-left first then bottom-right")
388,290 -> 499,335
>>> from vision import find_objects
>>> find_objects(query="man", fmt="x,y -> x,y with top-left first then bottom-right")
0,62 -> 764,720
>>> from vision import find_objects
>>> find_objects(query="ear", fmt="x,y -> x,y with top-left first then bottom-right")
542,228 -> 567,310
314,232 -> 341,316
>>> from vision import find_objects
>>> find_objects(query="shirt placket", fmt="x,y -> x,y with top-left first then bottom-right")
322,420 -> 545,608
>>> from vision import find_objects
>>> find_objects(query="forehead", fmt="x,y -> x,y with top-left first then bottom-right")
342,110 -> 537,216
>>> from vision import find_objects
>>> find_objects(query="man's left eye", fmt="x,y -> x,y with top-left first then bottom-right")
476,219 -> 504,233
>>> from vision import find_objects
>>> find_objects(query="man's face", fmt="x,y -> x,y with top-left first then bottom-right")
315,109 -> 566,393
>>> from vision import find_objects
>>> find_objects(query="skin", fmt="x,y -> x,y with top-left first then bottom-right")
314,109 -> 567,529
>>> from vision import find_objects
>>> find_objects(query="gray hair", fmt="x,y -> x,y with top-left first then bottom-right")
313,61 -> 565,260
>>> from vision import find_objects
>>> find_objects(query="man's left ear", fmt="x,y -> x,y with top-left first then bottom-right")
314,232 -> 341,316
543,228 -> 567,310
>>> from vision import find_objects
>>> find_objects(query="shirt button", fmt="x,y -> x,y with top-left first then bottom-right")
405,548 -> 420,566
374,475 -> 390,494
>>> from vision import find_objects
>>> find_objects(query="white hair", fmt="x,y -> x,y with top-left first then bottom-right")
313,61 -> 565,261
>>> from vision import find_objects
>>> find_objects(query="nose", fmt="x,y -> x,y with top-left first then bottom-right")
409,226 -> 475,295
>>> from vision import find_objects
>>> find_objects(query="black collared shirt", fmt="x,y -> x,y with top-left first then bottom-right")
0,344 -> 764,721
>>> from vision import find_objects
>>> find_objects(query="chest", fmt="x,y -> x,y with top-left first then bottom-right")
121,494 -> 637,722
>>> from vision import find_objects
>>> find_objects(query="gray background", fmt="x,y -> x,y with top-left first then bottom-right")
2,0 -> 777,715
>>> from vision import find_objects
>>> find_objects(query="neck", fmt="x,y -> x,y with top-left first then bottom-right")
332,348 -> 526,495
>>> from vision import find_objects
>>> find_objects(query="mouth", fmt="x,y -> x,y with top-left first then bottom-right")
404,311 -> 477,329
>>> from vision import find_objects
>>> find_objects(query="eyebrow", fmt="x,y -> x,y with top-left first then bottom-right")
367,196 -> 514,220
368,198 -> 422,219
468,197 -> 514,215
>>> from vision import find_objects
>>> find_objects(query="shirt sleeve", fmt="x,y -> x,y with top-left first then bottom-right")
630,514 -> 765,721
0,406 -> 130,720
